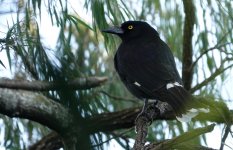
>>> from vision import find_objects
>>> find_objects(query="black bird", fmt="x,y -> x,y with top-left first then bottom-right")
102,21 -> 208,122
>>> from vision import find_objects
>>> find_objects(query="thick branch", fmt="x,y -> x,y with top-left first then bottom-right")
0,88 -> 89,149
0,88 -> 231,133
30,101 -> 223,150
0,76 -> 108,91
87,101 -> 174,133
0,88 -> 231,149
0,88 -> 77,133
182,0 -> 195,90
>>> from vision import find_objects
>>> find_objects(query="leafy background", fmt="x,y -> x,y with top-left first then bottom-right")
0,0 -> 233,149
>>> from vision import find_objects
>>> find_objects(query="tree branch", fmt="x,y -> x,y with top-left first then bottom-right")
0,88 -> 230,133
220,125 -> 231,150
0,88 -> 90,149
182,0 -> 195,91
190,64 -> 233,93
0,88 -> 231,149
28,132 -> 63,150
98,90 -> 140,103
190,42 -> 232,71
0,88 -> 77,133
0,77 -> 108,91
133,104 -> 161,150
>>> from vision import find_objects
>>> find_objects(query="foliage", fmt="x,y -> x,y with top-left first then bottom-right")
0,0 -> 233,149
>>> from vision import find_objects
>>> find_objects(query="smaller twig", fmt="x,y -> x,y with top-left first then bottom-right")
230,129 -> 233,138
190,63 -> 233,93
0,10 -> 17,14
0,38 -> 7,43
99,90 -> 140,104
222,144 -> 233,150
91,128 -> 133,148
220,125 -> 231,150
190,42 -> 232,71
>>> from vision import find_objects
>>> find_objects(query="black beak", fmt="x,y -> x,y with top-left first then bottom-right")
102,26 -> 124,35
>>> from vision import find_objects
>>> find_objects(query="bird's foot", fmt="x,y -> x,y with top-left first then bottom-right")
135,100 -> 158,126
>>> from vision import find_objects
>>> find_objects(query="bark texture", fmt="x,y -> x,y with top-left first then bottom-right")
0,76 -> 107,91
182,0 -> 195,90
0,88 -> 231,149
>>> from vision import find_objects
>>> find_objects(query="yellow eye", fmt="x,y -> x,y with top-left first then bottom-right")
128,25 -> 133,30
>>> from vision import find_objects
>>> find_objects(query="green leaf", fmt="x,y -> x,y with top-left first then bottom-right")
66,14 -> 93,31
154,124 -> 215,149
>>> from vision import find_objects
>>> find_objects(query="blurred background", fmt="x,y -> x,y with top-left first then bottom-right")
0,0 -> 233,149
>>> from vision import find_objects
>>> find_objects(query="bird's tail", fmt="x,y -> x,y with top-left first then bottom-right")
163,82 -> 209,122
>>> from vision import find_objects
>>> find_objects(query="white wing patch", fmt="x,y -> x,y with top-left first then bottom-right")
166,82 -> 182,89
134,81 -> 141,87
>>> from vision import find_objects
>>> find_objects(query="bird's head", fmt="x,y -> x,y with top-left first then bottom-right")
102,21 -> 159,41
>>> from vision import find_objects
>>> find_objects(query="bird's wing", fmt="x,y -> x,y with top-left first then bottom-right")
115,39 -> 182,93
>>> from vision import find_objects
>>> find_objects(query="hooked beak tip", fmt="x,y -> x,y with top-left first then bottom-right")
101,27 -> 124,35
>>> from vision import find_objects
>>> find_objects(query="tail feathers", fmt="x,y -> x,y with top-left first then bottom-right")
165,85 -> 191,116
176,108 -> 210,122
162,83 -> 209,122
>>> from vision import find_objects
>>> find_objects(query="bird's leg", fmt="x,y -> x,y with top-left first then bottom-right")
135,99 -> 148,123
142,98 -> 148,113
